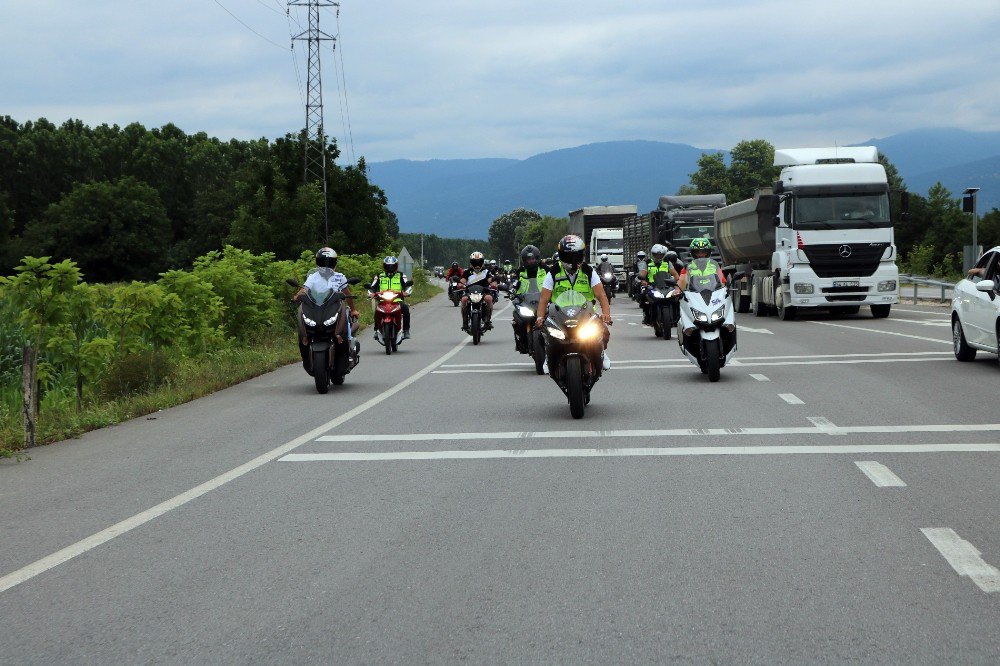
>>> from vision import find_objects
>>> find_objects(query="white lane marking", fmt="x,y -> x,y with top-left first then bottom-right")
628,322 -> 638,326
921,528 -> 1000,593
811,320 -> 949,345
315,422 -> 1000,443
892,318 -> 950,327
740,326 -> 773,334
750,374 -> 770,382
0,321 -> 483,596
893,308 -> 950,317
855,461 -> 906,487
432,357 -> 952,374
779,393 -> 804,405
442,352 -> 949,367
281,443 -> 1000,463
808,416 -> 843,436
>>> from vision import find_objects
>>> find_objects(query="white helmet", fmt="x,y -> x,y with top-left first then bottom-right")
651,244 -> 668,258
469,251 -> 485,269
600,254 -> 609,262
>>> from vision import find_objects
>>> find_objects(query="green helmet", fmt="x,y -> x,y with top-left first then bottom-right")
689,237 -> 713,252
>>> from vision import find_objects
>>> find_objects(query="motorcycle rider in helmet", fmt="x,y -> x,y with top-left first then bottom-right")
294,247 -> 360,366
639,243 -> 680,324
678,238 -> 727,291
458,251 -> 499,332
534,235 -> 613,371
368,255 -> 414,339
444,261 -> 464,281
502,258 -> 514,277
596,253 -> 615,278
511,245 -> 544,350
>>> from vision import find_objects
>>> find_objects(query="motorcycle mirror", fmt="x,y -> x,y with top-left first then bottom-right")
285,278 -> 300,288
346,277 -> 361,285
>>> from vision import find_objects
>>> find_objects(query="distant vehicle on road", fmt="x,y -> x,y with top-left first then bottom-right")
952,246 -> 1000,362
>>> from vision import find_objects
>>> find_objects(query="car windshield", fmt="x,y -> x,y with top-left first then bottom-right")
794,193 -> 891,229
686,258 -> 722,294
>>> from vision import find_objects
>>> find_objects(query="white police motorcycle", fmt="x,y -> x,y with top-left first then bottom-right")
677,259 -> 739,382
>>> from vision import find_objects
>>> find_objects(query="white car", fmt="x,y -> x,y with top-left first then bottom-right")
952,245 -> 1000,362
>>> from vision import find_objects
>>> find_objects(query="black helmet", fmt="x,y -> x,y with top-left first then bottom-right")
520,245 -> 540,268
316,247 -> 338,269
557,234 -> 586,270
451,261 -> 459,268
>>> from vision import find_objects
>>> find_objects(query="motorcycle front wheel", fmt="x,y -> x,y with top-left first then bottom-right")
705,339 -> 721,382
471,312 -> 481,345
661,308 -> 672,340
313,349 -> 330,393
565,356 -> 586,419
383,323 -> 395,355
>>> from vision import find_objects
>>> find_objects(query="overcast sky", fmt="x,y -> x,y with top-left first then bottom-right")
2,0 -> 998,162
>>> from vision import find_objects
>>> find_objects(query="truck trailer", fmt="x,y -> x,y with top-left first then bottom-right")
715,146 -> 899,320
567,205 -> 636,278
622,194 -> 727,264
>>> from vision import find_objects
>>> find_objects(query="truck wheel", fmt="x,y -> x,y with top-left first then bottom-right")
776,283 -> 795,321
752,280 -> 767,317
871,304 -> 891,318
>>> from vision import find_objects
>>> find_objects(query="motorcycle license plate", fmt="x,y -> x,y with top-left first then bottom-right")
834,280 -> 859,288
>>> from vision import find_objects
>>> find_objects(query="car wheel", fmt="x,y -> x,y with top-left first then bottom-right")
953,316 -> 977,362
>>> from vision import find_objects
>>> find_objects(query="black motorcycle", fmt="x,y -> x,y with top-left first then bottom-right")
448,278 -> 462,307
598,269 -> 618,300
540,291 -> 607,419
458,283 -> 492,345
287,277 -> 361,394
646,271 -> 681,340
510,291 -> 546,375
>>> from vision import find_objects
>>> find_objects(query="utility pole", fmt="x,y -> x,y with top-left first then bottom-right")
289,0 -> 339,242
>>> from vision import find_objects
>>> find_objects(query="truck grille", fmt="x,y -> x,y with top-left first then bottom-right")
801,243 -> 889,278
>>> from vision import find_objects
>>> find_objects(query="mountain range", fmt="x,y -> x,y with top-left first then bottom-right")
367,129 -> 1000,238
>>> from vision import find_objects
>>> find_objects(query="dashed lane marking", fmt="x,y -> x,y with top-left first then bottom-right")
280,443 -> 1000,463
750,374 -> 770,382
921,528 -> 1000,593
855,461 -> 906,487
779,393 -> 805,405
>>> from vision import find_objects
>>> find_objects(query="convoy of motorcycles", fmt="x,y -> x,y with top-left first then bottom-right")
288,253 -> 740,408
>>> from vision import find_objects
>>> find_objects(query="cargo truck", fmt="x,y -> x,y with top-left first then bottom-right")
622,194 -> 727,264
568,205 -> 636,278
714,146 -> 900,320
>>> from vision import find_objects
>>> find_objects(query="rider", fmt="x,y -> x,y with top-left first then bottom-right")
596,253 -> 616,277
294,247 -> 360,366
534,235 -> 613,371
444,261 -> 464,281
639,243 -> 680,324
511,245 -> 544,351
459,251 -> 499,332
367,255 -> 414,339
502,258 -> 515,278
678,238 -> 727,291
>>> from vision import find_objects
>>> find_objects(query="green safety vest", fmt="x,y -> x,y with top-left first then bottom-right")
646,260 -> 671,282
378,273 -> 404,301
686,260 -> 720,289
550,266 -> 595,302
516,269 -> 543,295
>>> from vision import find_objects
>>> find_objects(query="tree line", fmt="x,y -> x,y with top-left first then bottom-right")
0,117 -> 395,282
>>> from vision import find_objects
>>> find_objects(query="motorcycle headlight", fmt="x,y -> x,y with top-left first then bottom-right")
517,305 -> 534,318
323,313 -> 339,326
603,273 -> 613,280
469,292 -> 484,303
302,314 -> 317,326
710,305 -> 726,322
546,327 -> 566,340
382,291 -> 398,301
576,321 -> 601,340
694,311 -> 709,322
649,289 -> 663,299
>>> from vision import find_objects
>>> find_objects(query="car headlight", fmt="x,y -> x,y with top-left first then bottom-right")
794,283 -> 814,294
576,321 -> 601,339
323,314 -> 339,326
878,280 -> 897,292
517,305 -> 534,318
710,305 -> 726,322
546,327 -> 566,340
469,292 -> 484,303
382,291 -> 398,301
694,311 -> 709,322
302,314 -> 317,326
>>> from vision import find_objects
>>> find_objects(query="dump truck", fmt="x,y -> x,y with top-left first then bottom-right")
622,194 -> 727,264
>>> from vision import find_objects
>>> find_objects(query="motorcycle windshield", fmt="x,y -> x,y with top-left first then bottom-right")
553,291 -> 591,311
309,287 -> 334,304
653,271 -> 676,289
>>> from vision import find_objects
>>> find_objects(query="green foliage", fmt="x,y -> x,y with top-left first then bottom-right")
516,216 -> 568,256
190,246 -> 281,340
489,208 -> 542,260
0,256 -> 82,348
686,140 -> 780,203
902,243 -> 935,275
98,349 -> 176,400
394,233 -> 487,268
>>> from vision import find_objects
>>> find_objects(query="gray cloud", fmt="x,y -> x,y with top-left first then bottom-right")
2,0 -> 998,160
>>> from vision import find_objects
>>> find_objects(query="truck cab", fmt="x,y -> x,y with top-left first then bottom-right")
589,228 -> 625,277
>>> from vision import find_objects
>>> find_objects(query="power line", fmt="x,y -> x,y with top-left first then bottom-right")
212,0 -> 289,51
334,8 -> 356,164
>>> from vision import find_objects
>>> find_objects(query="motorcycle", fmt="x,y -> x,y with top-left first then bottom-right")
448,278 -> 462,307
286,277 -> 361,394
627,270 -> 640,301
599,270 -> 618,300
677,261 -> 739,382
646,272 -> 681,340
458,283 -> 492,345
510,291 -> 546,375
370,289 -> 406,355
540,291 -> 607,419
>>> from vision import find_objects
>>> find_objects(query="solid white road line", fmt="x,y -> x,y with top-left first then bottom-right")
433,357 -> 953,374
807,416 -> 843,436
921,528 -> 1000,593
811,320 -> 950,345
281,443 -> 1000,463
315,421 -> 1000,443
0,314 -> 483,596
854,461 -> 906,487
891,318 -> 950,327
779,393 -> 804,405
739,326 -> 773,334
893,308 -> 950,317
750,374 -> 770,382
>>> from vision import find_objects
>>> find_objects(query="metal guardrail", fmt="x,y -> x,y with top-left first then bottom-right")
898,273 -> 957,304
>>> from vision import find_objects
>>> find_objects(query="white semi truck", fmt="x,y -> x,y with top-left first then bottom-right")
568,205 -> 636,280
715,146 -> 899,320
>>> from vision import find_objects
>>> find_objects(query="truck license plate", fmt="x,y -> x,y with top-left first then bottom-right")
834,280 -> 860,288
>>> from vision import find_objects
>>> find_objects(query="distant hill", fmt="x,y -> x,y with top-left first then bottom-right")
369,129 -> 1000,237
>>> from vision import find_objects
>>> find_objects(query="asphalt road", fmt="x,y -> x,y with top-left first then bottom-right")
1,287 -> 998,664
